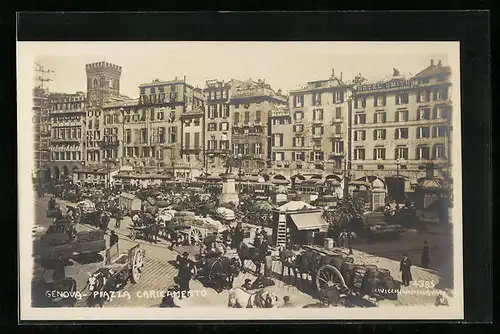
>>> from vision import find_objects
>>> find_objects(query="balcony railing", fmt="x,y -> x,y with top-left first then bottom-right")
207,148 -> 230,154
51,138 -> 81,143
328,152 -> 344,159
312,118 -> 324,124
331,133 -> 343,139
312,133 -> 323,138
331,117 -> 343,124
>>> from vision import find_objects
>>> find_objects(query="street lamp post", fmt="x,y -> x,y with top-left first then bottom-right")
237,153 -> 243,193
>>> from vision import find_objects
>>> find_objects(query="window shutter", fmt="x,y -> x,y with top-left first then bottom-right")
383,96 -> 387,106
292,153 -> 295,161
443,88 -> 448,100
382,149 -> 386,160
443,107 -> 449,119
373,130 -> 377,141
341,91 -> 345,103
432,126 -> 437,137
433,89 -> 437,101
432,107 -> 437,119
395,149 -> 399,159
374,97 -> 378,107
383,129 -> 386,139
362,131 -> 366,140
373,149 -> 377,160
373,113 -> 378,124
362,97 -> 366,108
292,137 -> 296,147
394,129 -> 398,140
310,152 -> 314,161
321,126 -> 324,135
417,92 -> 421,103
354,131 -> 358,141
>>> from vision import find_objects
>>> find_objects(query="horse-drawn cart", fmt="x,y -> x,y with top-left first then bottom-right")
299,245 -> 399,302
106,243 -> 146,284
170,211 -> 228,246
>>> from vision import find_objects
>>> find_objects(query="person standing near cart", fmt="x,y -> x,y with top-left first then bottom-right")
400,253 -> 413,286
177,252 -> 192,299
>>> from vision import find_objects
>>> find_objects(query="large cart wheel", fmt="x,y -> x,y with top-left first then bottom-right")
316,264 -> 347,294
189,228 -> 203,245
129,229 -> 137,240
130,248 -> 145,283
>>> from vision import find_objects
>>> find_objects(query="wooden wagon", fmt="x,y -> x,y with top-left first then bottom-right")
105,243 -> 146,285
171,211 -> 228,246
301,245 -> 399,302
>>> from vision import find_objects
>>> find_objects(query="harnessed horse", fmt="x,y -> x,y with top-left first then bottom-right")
237,243 -> 265,275
227,287 -> 280,308
84,268 -> 115,307
203,256 -> 240,293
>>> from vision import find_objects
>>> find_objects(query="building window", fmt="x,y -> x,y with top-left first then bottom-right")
272,134 -> 283,147
255,143 -> 262,155
184,133 -> 190,149
433,144 -> 446,160
294,124 -> 304,132
140,129 -> 148,143
417,108 -> 431,120
255,110 -> 261,122
433,106 -> 449,119
395,109 -> 409,122
395,147 -> 408,160
312,93 -> 322,106
332,141 -> 344,153
294,112 -> 304,121
354,114 -> 366,125
314,151 -> 323,161
244,111 -> 250,124
357,165 -> 364,170
416,145 -> 430,160
222,90 -> 228,99
374,112 -> 387,124
220,122 -> 229,131
373,129 -> 387,140
233,112 -> 239,124
395,128 -> 409,139
395,93 -> 409,105
354,97 -> 366,109
417,127 -> 431,138
313,109 -> 324,121
354,148 -> 365,160
223,104 -> 230,117
157,111 -> 164,120
208,123 -> 217,131
377,165 -> 384,170
432,125 -> 447,137
294,152 -> 305,161
273,152 -> 284,161
374,95 -> 386,107
434,87 -> 448,101
233,143 -> 238,155
243,143 -> 249,155
293,137 -> 304,147
334,124 -> 341,134
417,90 -> 431,103
334,91 -> 344,103
373,147 -> 386,160
293,95 -> 304,108
158,128 -> 165,143
354,130 -> 366,141
216,91 -> 222,99
335,107 -> 342,118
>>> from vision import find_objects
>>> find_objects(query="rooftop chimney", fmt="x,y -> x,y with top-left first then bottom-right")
340,72 -> 343,81
431,59 -> 434,66
331,69 -> 335,78
438,60 -> 442,67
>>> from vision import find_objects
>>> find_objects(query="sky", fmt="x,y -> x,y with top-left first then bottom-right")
31,42 -> 454,98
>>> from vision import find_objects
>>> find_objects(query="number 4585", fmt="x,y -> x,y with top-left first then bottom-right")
412,280 -> 436,289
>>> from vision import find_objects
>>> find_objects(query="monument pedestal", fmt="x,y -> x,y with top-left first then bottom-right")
219,174 -> 239,206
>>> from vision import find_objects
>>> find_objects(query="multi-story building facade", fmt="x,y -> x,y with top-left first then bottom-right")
282,71 -> 352,181
203,79 -> 245,175
269,105 -> 293,170
32,86 -> 51,181
350,59 -> 452,189
230,79 -> 287,174
84,61 -> 123,165
122,77 -> 204,178
47,92 -> 86,180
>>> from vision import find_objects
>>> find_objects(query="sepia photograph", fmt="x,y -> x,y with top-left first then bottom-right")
18,41 -> 463,320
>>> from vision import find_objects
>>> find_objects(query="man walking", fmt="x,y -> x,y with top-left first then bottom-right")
264,251 -> 273,278
101,211 -> 110,233
421,241 -> 430,268
177,252 -> 192,299
400,253 -> 413,286
110,230 -> 119,255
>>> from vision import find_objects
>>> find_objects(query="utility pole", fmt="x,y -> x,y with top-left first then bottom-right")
34,63 -> 53,185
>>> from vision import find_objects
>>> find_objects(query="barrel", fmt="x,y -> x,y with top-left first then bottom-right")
361,265 -> 378,296
324,238 -> 334,249
340,262 -> 357,287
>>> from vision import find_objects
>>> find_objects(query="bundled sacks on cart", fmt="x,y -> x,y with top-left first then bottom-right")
216,207 -> 236,222
78,200 -> 96,214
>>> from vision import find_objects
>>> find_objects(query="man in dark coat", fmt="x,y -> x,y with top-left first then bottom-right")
48,197 -> 56,210
52,253 -> 66,282
110,231 -> 119,255
177,252 -> 191,299
421,241 -> 430,268
101,211 -> 110,233
400,253 -> 413,286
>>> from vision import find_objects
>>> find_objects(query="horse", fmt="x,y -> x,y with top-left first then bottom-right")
84,268 -> 114,307
227,287 -> 280,308
237,243 -> 265,275
204,256 -> 241,293
278,247 -> 321,290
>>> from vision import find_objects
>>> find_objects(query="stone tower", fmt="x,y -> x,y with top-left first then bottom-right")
85,61 -> 122,105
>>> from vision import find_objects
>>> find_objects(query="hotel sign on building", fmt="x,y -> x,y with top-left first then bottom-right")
358,78 -> 421,93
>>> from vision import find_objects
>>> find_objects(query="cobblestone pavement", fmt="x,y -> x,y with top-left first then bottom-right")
35,195 -> 450,308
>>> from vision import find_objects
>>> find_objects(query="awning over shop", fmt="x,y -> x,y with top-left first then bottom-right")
289,212 -> 328,231
272,178 -> 290,185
